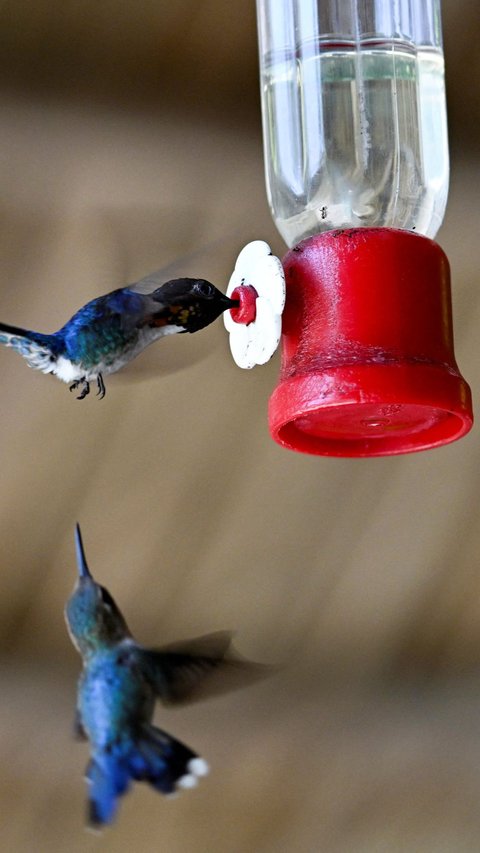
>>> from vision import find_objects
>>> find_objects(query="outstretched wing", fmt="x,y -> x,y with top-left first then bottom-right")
140,631 -> 273,705
0,323 -> 58,373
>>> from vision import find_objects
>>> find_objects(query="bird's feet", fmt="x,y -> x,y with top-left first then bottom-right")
69,378 -> 90,400
69,375 -> 105,400
96,373 -> 106,399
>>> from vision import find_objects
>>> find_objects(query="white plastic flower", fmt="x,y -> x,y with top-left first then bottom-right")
223,241 -> 286,369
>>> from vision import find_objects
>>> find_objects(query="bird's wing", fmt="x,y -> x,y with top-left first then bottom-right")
125,232 -> 239,295
140,631 -> 273,705
127,270 -> 168,295
0,324 -> 57,373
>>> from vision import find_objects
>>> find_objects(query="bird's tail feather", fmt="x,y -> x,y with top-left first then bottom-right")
0,322 -> 60,371
87,725 -> 209,828
0,322 -> 50,346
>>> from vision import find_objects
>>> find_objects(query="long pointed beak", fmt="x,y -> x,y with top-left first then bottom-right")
221,293 -> 239,309
75,523 -> 93,580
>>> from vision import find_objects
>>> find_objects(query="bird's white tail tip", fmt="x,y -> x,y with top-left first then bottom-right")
176,757 -> 210,790
188,757 -> 209,777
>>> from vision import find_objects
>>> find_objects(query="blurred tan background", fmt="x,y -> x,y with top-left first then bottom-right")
0,2 -> 479,851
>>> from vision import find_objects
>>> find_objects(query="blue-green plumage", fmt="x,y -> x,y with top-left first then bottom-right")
0,275 -> 237,398
59,289 -> 149,369
65,525 -> 246,828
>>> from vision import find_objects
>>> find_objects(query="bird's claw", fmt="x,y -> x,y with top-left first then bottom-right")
77,381 -> 90,400
69,378 -> 90,400
96,374 -> 106,399
69,376 -> 105,400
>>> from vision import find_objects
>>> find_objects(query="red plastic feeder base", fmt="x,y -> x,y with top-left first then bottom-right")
269,228 -> 473,457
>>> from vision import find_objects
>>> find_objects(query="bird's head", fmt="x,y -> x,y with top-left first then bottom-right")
65,525 -> 130,657
153,278 -> 239,333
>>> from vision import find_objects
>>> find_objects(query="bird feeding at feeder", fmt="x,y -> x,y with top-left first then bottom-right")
0,275 -> 237,399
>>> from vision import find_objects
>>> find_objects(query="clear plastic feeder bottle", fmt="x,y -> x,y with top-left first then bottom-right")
257,0 -> 473,456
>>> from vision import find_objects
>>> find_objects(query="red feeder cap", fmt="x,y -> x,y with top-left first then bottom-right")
269,228 -> 473,457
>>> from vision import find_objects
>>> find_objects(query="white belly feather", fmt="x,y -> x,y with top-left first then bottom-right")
53,325 -> 183,384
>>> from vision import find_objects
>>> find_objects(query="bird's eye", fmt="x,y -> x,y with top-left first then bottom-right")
195,281 -> 215,298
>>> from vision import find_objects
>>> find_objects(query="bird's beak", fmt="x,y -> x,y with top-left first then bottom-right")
75,523 -> 93,580
225,295 -> 240,309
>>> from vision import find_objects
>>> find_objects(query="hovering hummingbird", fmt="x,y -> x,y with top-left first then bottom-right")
0,274 -> 238,399
65,525 -> 259,828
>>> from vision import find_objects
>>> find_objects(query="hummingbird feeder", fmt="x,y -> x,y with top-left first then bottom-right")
224,0 -> 473,457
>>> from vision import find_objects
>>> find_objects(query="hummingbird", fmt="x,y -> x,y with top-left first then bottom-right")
65,524 -> 258,828
0,274 -> 238,399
